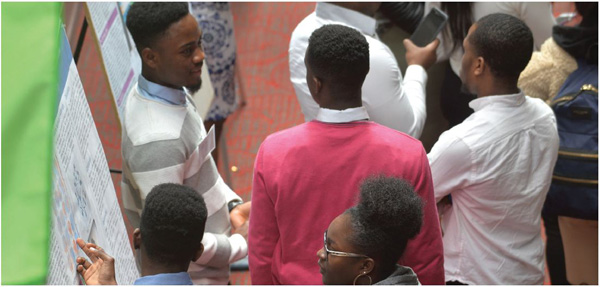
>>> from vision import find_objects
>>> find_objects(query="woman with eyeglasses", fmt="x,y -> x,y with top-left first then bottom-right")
317,175 -> 424,285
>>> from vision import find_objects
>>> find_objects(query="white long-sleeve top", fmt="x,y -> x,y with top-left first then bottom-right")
426,2 -> 556,76
428,91 -> 559,284
289,2 -> 428,138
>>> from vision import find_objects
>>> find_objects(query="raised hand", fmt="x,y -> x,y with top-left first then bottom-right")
403,38 -> 440,70
76,238 -> 118,285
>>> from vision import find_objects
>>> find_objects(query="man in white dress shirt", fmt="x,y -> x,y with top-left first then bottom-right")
289,2 -> 439,139
428,14 -> 559,285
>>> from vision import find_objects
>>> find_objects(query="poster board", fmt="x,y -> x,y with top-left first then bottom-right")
47,27 -> 139,285
84,2 -> 140,121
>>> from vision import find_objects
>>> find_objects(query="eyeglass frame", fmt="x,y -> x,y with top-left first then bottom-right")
323,230 -> 369,258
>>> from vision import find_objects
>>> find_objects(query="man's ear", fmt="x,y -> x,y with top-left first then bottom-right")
141,47 -> 158,69
474,56 -> 485,76
192,243 -> 204,262
133,228 -> 142,249
309,75 -> 324,105
313,76 -> 322,94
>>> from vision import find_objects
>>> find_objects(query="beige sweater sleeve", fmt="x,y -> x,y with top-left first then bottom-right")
519,38 -> 578,103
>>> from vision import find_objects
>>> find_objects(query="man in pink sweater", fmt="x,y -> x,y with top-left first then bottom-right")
249,24 -> 444,285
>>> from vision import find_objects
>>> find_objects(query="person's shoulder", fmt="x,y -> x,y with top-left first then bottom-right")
525,95 -> 555,114
123,93 -> 190,146
364,34 -> 393,54
261,122 -> 312,145
438,116 -> 486,149
362,36 -> 398,74
366,122 -> 424,148
544,39 -> 577,71
290,11 -> 318,40
290,12 -> 318,59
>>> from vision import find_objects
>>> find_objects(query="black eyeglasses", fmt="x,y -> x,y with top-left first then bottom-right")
323,230 -> 368,258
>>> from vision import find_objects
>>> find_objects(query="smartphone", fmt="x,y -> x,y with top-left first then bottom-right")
410,7 -> 449,47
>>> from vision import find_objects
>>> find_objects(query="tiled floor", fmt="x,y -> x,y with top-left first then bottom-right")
218,2 -> 313,201
224,3 -> 315,283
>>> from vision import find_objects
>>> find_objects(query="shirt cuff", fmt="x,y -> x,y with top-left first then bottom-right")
404,65 -> 428,85
228,233 -> 248,263
196,233 -> 218,265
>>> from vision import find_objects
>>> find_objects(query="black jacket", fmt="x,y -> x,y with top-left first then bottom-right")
553,23 -> 598,64
374,265 -> 420,285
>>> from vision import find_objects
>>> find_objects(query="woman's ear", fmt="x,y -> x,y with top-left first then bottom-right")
361,257 -> 375,274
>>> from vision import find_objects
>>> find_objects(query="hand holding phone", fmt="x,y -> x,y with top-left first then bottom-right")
410,7 -> 449,47
403,37 -> 440,70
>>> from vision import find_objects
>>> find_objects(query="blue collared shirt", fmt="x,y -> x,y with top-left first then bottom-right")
137,75 -> 188,106
134,272 -> 193,285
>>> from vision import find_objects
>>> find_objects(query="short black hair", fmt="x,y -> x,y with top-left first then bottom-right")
346,176 -> 423,273
140,183 -> 207,265
306,24 -> 370,97
126,2 -> 190,52
470,13 -> 533,81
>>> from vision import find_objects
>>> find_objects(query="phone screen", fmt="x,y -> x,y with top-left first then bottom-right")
410,7 -> 449,47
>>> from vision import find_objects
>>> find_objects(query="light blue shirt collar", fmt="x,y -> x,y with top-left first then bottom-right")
315,3 -> 377,38
315,106 -> 370,123
133,272 -> 193,285
137,75 -> 188,106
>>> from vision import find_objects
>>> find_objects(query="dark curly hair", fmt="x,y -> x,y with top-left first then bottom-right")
126,2 -> 190,53
306,24 -> 370,97
140,183 -> 207,265
469,13 -> 533,82
346,175 -> 423,273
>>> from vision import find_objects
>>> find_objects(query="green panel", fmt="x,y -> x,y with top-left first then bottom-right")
2,2 -> 62,284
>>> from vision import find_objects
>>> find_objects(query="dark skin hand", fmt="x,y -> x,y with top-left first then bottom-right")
230,201 -> 251,241
76,238 -> 118,285
403,38 -> 440,70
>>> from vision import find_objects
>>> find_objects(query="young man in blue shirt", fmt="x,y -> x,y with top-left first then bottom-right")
76,183 -> 207,285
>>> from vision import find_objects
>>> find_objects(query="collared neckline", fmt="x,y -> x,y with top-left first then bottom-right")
133,272 -> 193,285
469,90 -> 526,112
315,106 -> 370,123
315,3 -> 377,37
138,75 -> 188,106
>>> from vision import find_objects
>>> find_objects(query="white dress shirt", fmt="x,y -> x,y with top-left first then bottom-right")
428,91 -> 559,284
315,106 -> 369,123
426,2 -> 555,77
289,2 -> 428,138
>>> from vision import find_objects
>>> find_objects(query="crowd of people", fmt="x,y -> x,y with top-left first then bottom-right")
75,2 -> 598,285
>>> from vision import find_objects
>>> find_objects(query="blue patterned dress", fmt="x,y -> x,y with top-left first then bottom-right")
190,2 -> 237,121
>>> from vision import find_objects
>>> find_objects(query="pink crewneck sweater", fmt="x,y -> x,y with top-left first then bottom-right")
249,120 -> 444,285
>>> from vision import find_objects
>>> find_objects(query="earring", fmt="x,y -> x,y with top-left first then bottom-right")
353,271 -> 372,285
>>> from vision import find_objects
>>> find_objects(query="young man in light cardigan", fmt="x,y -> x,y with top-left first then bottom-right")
249,24 -> 444,285
122,3 -> 247,284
